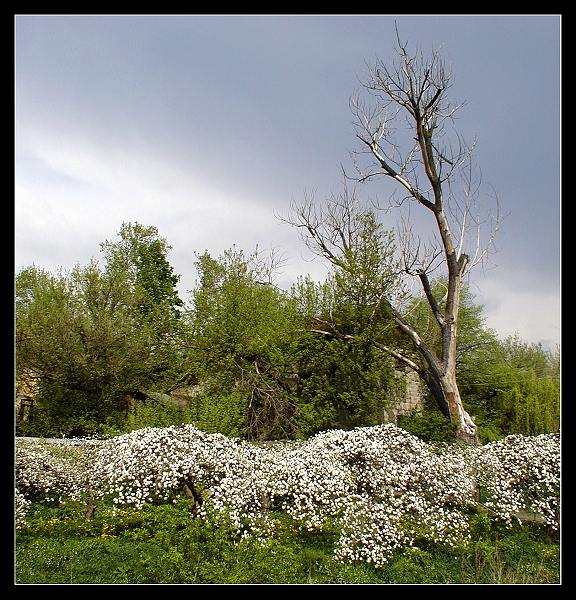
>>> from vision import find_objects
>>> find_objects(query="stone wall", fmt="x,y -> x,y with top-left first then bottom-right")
15,370 -> 426,426
383,369 -> 424,424
15,369 -> 39,422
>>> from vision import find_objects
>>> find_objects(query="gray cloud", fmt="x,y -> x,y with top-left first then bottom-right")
15,15 -> 560,346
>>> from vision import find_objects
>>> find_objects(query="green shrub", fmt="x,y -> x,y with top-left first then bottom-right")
381,547 -> 444,583
397,406 -> 457,443
190,390 -> 247,437
497,374 -> 560,435
16,537 -> 172,584
121,392 -> 251,438
16,489 -> 560,583
125,398 -> 189,431
18,403 -> 124,439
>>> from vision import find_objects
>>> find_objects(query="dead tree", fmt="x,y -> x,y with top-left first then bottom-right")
285,33 -> 500,444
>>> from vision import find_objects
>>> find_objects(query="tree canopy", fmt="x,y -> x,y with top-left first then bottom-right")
15,223 -> 186,436
14,37 -> 558,443
15,222 -> 558,443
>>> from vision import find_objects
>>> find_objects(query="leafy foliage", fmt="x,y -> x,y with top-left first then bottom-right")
15,223 -> 559,443
398,403 -> 458,443
16,494 -> 558,583
187,247 -> 303,440
16,263 -> 151,435
288,215 -> 402,436
100,222 -> 184,322
458,333 -> 560,440
16,424 -> 560,573
15,223 -> 185,437
294,334 -> 396,436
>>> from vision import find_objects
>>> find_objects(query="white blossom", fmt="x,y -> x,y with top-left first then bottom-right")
15,424 -> 560,565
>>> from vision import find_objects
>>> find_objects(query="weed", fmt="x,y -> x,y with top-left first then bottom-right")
15,498 -> 559,584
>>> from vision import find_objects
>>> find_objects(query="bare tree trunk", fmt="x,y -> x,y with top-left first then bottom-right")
439,263 -> 479,444
401,328 -> 479,444
284,33 -> 498,445
419,369 -> 450,418
383,281 -> 479,443
85,494 -> 96,521
441,376 -> 478,444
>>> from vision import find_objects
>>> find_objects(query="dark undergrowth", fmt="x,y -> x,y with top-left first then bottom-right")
15,497 -> 560,584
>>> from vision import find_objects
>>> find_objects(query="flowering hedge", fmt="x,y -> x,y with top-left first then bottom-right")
15,438 -> 102,503
15,425 -> 560,568
472,433 -> 560,530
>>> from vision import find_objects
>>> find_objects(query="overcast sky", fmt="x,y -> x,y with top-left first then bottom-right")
15,14 -> 561,349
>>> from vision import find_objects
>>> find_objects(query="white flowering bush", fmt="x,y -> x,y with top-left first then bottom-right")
471,433 -> 560,530
15,488 -> 30,530
266,426 -> 477,566
92,425 -> 222,507
15,438 -> 102,505
91,425 -> 281,539
15,424 -> 560,567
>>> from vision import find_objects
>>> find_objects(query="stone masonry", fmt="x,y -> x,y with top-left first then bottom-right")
382,368 -> 424,424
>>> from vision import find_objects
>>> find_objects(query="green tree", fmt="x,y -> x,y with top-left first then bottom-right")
15,223 -> 188,436
15,262 -> 153,435
285,36 -> 505,444
289,218 -> 401,436
99,223 -> 187,387
293,332 -> 397,437
469,336 -> 560,437
188,247 -> 302,440
100,222 -> 184,330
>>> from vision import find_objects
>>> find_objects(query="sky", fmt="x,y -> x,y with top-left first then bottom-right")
15,14 -> 561,349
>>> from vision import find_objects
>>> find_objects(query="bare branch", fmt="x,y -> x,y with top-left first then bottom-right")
418,271 -> 445,327
281,36 -> 501,443
372,340 -> 422,373
466,185 -> 504,273
280,181 -> 382,274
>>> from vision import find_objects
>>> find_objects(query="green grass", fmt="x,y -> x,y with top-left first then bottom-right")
15,498 -> 560,584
